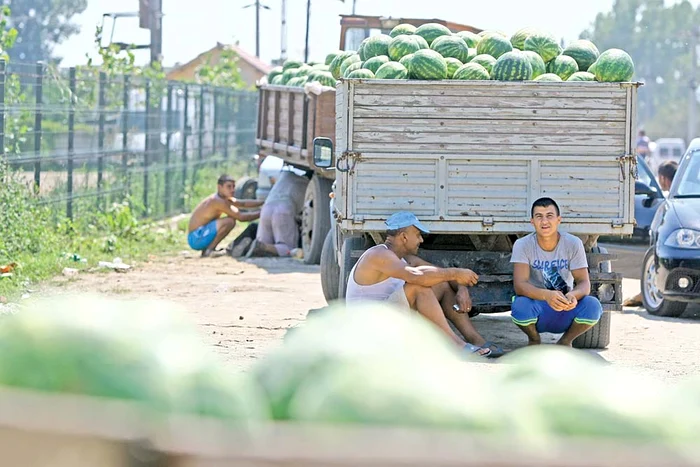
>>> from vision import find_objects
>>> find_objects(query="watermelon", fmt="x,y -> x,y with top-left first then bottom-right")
295,64 -> 313,76
270,74 -> 284,85
410,49 -> 448,80
347,69 -> 375,79
591,48 -> 635,82
358,38 -> 370,61
562,40 -> 600,72
315,72 -> 337,87
342,61 -> 363,78
267,66 -> 283,82
280,68 -> 299,84
286,76 -> 308,87
533,73 -> 563,82
491,51 -> 533,81
388,35 -> 421,61
362,55 -> 390,74
363,34 -> 392,60
547,55 -> 578,81
390,23 -> 416,37
470,54 -> 497,74
476,33 -> 513,59
510,27 -> 539,50
522,51 -> 546,79
412,34 -> 430,50
455,31 -> 481,48
431,35 -> 471,63
282,60 -> 303,71
415,23 -> 452,46
567,71 -> 596,81
375,61 -> 409,79
466,48 -> 477,62
324,52 -> 340,66
339,53 -> 361,78
587,61 -> 598,74
444,57 -> 463,78
329,51 -> 355,79
524,32 -> 561,63
478,29 -> 508,38
399,53 -> 414,75
452,62 -> 490,80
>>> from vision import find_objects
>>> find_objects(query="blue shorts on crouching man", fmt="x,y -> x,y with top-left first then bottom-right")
511,295 -> 603,334
187,219 -> 218,251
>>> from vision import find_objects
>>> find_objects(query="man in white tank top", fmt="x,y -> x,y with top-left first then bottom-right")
346,211 -> 502,358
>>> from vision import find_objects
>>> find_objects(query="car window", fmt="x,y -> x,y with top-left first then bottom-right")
637,155 -> 661,191
676,152 -> 700,196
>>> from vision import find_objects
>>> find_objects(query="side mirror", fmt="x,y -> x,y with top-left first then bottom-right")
313,137 -> 334,169
635,180 -> 658,197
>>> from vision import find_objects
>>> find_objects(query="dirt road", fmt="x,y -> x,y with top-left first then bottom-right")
39,243 -> 699,382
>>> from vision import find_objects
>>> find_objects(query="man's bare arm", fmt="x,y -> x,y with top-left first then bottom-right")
404,254 -> 477,291
370,250 -> 476,287
569,268 -> 591,300
232,198 -> 265,209
219,199 -> 261,222
513,263 -> 570,311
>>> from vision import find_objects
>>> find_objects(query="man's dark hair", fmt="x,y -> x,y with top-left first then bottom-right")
658,160 -> 678,181
639,130 -> 646,136
386,227 -> 408,237
531,197 -> 560,218
217,174 -> 235,185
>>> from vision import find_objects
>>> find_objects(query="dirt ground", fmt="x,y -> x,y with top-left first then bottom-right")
39,242 -> 699,383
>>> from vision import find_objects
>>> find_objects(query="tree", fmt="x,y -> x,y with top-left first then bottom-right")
7,0 -> 87,63
581,0 -> 700,139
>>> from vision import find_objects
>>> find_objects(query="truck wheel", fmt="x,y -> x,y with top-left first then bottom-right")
572,309 -> 611,349
301,177 -> 332,265
234,176 -> 257,200
338,236 -> 366,299
591,245 -> 612,273
320,230 -> 340,303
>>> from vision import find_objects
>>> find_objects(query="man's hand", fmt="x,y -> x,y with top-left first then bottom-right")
454,268 -> 478,287
546,290 -> 573,312
455,287 -> 472,314
563,292 -> 578,311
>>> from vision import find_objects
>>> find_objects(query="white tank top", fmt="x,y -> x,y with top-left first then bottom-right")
346,245 -> 406,302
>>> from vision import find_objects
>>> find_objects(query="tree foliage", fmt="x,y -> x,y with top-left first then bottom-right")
581,0 -> 700,140
7,0 -> 87,63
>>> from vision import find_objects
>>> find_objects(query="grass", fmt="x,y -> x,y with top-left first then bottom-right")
0,160 -> 252,301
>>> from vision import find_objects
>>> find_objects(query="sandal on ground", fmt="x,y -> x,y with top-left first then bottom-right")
463,342 -> 491,358
480,341 -> 506,359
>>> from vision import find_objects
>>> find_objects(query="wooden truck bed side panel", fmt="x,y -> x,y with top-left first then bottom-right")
336,80 -> 638,235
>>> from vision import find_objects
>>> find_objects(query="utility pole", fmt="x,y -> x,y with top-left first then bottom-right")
280,0 -> 287,61
149,0 -> 162,65
352,0 -> 357,14
690,25 -> 699,144
304,0 -> 311,63
243,0 -> 270,58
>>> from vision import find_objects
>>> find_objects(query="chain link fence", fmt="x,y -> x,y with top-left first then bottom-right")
0,59 -> 259,221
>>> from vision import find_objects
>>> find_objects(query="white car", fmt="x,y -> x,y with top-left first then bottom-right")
234,155 -> 308,201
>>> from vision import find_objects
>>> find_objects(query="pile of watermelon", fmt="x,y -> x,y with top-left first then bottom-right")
266,23 -> 635,84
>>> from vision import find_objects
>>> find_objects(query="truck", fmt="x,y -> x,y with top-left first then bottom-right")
254,15 -> 482,264
312,79 -> 641,349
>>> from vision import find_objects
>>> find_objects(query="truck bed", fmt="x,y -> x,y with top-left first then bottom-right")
256,84 -> 336,178
334,80 -> 640,235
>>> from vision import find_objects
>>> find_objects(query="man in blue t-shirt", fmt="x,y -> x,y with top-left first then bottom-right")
510,197 -> 603,346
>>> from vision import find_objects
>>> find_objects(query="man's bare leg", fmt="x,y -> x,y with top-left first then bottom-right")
432,282 -> 488,347
404,283 -> 489,356
556,322 -> 593,347
203,217 -> 235,257
516,323 -> 541,345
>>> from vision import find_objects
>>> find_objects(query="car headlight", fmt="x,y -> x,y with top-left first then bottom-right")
664,229 -> 700,249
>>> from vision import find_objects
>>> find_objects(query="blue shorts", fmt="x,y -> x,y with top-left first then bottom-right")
511,295 -> 603,334
187,219 -> 218,251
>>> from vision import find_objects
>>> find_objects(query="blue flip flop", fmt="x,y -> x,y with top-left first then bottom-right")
463,342 -> 491,358
480,341 -> 506,358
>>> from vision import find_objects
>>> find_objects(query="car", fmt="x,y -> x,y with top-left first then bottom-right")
633,155 -> 666,240
641,139 -> 700,317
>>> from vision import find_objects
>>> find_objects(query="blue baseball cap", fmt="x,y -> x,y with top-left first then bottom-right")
385,211 -> 430,234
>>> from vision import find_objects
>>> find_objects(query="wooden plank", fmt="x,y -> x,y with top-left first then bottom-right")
352,132 -> 623,147
352,142 -> 623,155
355,152 -> 623,162
353,94 -> 627,110
353,119 -> 627,136
287,93 -> 294,147
353,106 -> 627,120
273,91 -> 281,143
257,88 -> 265,140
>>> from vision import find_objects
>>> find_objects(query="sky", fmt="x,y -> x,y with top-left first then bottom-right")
52,0 -> 692,68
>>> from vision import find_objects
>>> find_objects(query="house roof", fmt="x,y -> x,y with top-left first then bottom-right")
166,43 -> 272,80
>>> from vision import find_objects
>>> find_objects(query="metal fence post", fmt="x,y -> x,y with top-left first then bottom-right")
223,91 -> 230,162
198,85 -> 205,162
144,80 -> 151,214
181,85 -> 189,210
97,71 -> 106,206
165,82 -> 173,215
0,60 -> 5,164
122,74 -> 130,195
67,68 -> 76,221
213,87 -> 219,163
33,62 -> 44,194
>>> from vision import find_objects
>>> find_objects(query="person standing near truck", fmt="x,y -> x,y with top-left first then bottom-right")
345,211 -> 504,358
510,198 -> 603,346
187,174 -> 264,257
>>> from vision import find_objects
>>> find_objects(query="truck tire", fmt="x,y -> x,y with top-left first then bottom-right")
591,245 -> 612,273
320,230 -> 340,303
338,236 -> 366,299
234,176 -> 258,200
302,177 -> 332,265
572,309 -> 611,349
